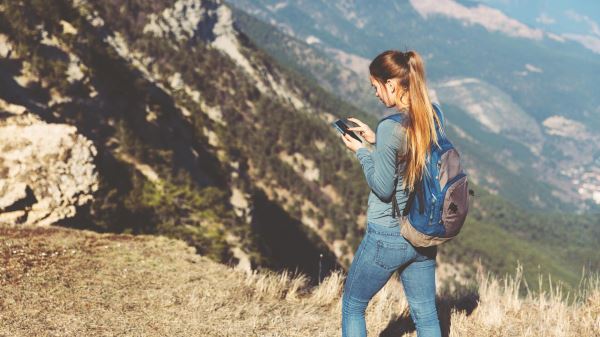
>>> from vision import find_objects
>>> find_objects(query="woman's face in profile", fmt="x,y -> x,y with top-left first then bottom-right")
370,75 -> 410,111
370,75 -> 395,108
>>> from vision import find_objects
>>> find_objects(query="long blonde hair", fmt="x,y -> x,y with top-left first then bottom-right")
369,50 -> 442,192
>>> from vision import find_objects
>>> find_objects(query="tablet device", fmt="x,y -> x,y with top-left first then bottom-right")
332,119 -> 362,143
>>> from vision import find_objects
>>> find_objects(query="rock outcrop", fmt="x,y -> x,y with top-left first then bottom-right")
0,104 -> 99,226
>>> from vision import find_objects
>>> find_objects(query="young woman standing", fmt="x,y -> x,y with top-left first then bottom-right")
339,50 -> 443,337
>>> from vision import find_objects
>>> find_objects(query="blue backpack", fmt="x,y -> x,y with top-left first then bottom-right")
381,103 -> 470,247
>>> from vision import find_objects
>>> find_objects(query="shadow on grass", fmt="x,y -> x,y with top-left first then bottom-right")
380,286 -> 479,337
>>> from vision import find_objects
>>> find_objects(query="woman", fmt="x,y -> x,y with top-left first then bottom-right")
339,50 -> 442,337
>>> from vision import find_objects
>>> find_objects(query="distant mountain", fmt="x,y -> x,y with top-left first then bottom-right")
226,0 -> 600,213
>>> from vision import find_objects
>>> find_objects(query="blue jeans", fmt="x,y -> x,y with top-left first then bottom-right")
342,221 -> 441,337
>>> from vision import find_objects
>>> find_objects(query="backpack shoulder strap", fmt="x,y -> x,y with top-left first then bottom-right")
380,113 -> 404,124
432,103 -> 446,131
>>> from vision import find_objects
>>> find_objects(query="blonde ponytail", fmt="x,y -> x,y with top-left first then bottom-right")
369,50 -> 443,192
403,51 -> 442,191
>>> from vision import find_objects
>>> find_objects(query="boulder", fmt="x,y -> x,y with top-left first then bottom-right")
0,107 -> 99,226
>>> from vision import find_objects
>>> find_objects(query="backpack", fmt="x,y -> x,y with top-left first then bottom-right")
381,103 -> 470,247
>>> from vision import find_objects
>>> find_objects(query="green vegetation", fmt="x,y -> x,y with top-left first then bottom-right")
441,183 -> 600,292
127,173 -> 234,262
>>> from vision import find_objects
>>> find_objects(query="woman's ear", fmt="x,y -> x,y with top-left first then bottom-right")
385,79 -> 395,94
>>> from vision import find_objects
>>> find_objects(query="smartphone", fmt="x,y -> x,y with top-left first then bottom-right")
332,119 -> 362,143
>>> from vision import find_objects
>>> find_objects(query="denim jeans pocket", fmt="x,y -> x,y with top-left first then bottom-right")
374,239 -> 407,270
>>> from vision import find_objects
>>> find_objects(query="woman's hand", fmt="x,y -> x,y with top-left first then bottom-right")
341,132 -> 366,153
347,117 -> 376,144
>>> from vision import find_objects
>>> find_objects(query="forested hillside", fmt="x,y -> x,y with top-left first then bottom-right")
0,0 -> 381,279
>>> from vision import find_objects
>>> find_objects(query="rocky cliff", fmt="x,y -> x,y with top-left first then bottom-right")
0,103 -> 98,227
0,0 -> 375,281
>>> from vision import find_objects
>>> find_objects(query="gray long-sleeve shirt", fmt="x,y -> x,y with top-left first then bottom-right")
355,113 -> 409,227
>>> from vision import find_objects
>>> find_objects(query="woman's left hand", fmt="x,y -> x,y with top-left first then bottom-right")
341,132 -> 366,153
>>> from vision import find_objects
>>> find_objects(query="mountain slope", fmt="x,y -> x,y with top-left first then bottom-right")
3,0 -> 424,279
228,6 -> 572,212
226,0 -> 600,213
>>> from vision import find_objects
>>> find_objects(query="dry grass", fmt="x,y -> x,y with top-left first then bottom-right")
0,226 -> 598,337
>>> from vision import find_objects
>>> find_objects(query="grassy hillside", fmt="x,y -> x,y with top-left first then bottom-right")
1,226 -> 598,337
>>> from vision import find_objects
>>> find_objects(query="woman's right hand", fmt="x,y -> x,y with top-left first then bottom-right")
347,117 -> 376,144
